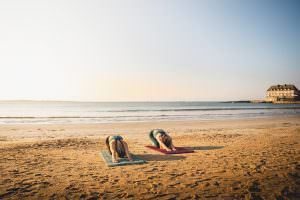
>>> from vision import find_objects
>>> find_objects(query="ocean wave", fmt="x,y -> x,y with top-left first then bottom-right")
101,106 -> 300,112
1,107 -> 300,119
0,114 -> 187,119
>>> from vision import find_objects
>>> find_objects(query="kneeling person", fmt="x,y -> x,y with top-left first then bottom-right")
149,129 -> 176,152
105,135 -> 133,163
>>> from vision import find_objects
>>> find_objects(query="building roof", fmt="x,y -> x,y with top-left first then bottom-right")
267,84 -> 298,91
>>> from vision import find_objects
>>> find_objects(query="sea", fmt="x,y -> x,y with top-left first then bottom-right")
0,101 -> 299,124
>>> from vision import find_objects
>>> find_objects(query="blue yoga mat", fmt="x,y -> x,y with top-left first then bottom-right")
100,150 -> 146,167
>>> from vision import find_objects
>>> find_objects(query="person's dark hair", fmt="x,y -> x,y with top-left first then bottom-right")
105,136 -> 126,158
105,136 -> 112,155
161,134 -> 172,148
115,140 -> 126,158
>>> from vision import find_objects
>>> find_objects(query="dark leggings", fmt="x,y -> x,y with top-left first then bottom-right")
149,130 -> 160,148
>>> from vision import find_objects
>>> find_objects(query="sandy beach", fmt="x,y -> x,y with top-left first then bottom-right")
0,116 -> 299,199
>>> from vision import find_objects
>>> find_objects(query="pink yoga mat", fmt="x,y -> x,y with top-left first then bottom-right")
145,146 -> 194,154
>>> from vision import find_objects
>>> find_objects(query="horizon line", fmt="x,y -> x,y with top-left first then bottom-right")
0,99 -> 256,103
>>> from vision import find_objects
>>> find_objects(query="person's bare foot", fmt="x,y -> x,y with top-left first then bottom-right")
127,155 -> 133,161
112,158 -> 119,163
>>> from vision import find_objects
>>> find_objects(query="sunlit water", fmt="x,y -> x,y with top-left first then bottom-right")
0,101 -> 299,124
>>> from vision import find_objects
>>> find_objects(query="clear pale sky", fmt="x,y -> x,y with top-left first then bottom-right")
0,0 -> 299,101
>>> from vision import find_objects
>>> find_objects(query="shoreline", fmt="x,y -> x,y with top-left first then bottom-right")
1,115 -> 299,142
1,114 -> 299,126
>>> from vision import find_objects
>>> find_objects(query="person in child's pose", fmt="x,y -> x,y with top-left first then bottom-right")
149,129 -> 176,151
105,135 -> 133,163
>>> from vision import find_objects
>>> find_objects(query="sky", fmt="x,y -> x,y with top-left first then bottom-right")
0,0 -> 299,101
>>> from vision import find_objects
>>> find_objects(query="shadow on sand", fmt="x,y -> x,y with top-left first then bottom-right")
187,146 -> 224,151
136,154 -> 186,161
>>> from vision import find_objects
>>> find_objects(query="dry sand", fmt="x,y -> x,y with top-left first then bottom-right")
0,117 -> 300,199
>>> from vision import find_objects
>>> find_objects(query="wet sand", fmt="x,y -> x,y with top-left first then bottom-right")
0,117 -> 300,199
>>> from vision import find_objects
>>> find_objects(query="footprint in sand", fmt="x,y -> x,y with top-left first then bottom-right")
49,193 -> 59,200
147,175 -> 158,180
2,179 -> 12,184
248,181 -> 261,193
213,181 -> 220,186
231,181 -> 242,191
